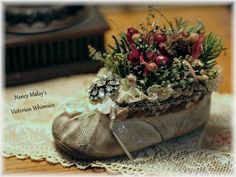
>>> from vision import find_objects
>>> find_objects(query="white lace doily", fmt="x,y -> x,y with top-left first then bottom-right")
3,75 -> 233,175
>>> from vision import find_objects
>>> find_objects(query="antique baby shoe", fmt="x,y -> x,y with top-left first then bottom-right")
52,8 -> 224,160
52,92 -> 211,160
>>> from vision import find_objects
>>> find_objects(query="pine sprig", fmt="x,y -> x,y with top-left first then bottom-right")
112,35 -> 121,53
109,35 -> 130,54
186,20 -> 204,33
174,17 -> 188,33
201,32 -> 225,69
120,34 -> 130,52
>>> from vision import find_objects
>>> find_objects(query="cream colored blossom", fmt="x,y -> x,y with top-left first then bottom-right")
116,78 -> 145,104
147,85 -> 173,100
127,74 -> 137,86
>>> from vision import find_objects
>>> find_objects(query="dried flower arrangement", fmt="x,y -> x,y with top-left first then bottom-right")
88,6 -> 225,106
52,7 -> 226,160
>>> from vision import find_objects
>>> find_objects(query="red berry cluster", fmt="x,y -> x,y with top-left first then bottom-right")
127,27 -> 170,76
126,26 -> 204,77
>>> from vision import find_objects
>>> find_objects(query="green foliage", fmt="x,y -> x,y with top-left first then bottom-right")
138,6 -> 175,35
141,57 -> 198,92
138,6 -> 158,34
88,45 -> 103,61
174,17 -> 188,33
186,20 -> 204,33
206,68 -> 218,79
201,32 -> 225,69
108,34 -> 130,54
113,53 -> 130,77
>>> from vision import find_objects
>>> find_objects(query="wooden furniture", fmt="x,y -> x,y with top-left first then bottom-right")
6,6 -> 86,33
3,5 -> 232,174
5,6 -> 109,86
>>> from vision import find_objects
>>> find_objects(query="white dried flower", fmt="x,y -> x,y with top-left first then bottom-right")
147,85 -> 173,100
127,74 -> 137,86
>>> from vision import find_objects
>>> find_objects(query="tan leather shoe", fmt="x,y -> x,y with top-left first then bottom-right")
52,93 -> 210,160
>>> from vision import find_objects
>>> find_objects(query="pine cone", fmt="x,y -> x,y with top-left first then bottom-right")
168,38 -> 190,58
88,75 -> 120,101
